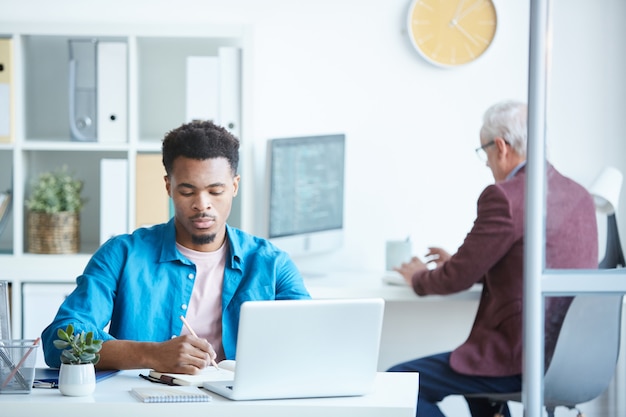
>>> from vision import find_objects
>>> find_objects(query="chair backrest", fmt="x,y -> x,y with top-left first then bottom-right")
543,293 -> 623,408
599,214 -> 625,268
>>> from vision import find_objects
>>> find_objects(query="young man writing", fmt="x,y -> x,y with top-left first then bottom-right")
42,120 -> 310,373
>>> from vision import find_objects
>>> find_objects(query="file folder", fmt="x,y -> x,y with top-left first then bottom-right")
0,190 -> 12,238
0,38 -> 13,143
135,154 -> 170,228
68,39 -> 98,141
0,280 -> 10,341
100,159 -> 128,244
185,56 -> 218,123
97,42 -> 128,143
218,47 -> 241,138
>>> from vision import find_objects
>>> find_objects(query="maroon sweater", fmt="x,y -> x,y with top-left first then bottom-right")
412,164 -> 598,376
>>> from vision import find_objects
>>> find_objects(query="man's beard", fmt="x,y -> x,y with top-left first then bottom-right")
192,232 -> 217,245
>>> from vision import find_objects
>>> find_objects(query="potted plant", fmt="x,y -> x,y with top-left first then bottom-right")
53,324 -> 103,396
25,165 -> 85,254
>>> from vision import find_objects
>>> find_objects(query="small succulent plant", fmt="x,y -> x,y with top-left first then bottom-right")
53,324 -> 102,365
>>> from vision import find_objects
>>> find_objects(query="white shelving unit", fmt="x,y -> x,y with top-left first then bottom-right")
0,22 -> 252,340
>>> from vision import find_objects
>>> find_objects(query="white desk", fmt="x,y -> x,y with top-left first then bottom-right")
304,270 -> 481,301
0,370 -> 419,417
305,272 -> 481,371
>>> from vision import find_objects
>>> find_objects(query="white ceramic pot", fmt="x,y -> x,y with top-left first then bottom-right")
58,363 -> 96,396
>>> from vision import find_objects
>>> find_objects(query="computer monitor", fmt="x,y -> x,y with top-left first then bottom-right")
266,134 -> 345,258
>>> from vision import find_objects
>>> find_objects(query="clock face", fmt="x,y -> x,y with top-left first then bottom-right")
408,0 -> 497,67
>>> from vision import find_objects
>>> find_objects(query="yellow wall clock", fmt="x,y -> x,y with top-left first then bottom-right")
407,0 -> 497,67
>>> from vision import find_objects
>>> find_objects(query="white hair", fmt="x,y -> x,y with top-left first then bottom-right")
480,100 -> 528,158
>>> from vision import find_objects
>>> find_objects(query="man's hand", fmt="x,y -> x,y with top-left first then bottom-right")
96,335 -> 217,374
150,335 -> 217,374
394,256 -> 428,286
425,247 -> 451,268
394,247 -> 451,286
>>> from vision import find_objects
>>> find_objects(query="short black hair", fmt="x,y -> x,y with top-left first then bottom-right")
161,120 -> 240,176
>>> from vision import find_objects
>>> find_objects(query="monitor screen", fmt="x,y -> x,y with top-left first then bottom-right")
266,134 -> 345,257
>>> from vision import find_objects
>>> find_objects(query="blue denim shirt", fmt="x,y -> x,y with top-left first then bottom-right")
41,219 -> 311,368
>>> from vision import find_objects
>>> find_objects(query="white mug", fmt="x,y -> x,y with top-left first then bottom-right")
386,240 -> 412,271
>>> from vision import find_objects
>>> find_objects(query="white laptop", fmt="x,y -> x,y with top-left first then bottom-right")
202,298 -> 385,401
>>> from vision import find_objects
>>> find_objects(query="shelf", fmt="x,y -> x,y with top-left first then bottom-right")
20,141 -> 130,151
1,23 -> 245,256
0,21 -> 248,339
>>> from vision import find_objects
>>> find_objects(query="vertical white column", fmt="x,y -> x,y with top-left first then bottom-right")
524,0 -> 551,415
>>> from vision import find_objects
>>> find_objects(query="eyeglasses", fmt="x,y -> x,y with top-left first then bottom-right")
475,139 -> 510,162
475,140 -> 496,162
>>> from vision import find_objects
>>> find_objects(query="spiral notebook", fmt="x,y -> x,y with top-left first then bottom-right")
130,386 -> 212,403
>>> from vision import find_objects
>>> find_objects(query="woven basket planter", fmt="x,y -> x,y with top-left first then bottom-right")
27,211 -> 80,254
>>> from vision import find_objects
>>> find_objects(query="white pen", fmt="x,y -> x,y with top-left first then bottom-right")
179,315 -> 220,370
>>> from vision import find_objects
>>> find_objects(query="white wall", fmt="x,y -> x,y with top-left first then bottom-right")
247,0 -> 531,273
1,0 -> 624,275
549,0 -> 626,263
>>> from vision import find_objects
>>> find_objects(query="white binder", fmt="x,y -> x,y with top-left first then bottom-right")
218,47 -> 241,138
69,39 -> 98,141
185,56 -> 218,123
100,158 -> 128,244
97,42 -> 128,143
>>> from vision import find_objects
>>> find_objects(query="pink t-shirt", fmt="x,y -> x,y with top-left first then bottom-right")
176,241 -> 226,362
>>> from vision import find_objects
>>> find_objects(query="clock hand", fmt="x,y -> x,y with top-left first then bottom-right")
451,0 -> 467,22
456,0 -> 486,23
453,22 -> 479,46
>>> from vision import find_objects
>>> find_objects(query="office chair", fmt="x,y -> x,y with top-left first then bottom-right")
466,203 -> 624,416
599,213 -> 625,269
466,167 -> 626,416
592,166 -> 624,269
465,293 -> 623,417
466,219 -> 624,417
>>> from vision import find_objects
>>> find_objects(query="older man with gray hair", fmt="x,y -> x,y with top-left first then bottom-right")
389,100 -> 598,417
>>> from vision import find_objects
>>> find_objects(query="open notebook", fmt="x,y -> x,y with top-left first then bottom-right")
149,361 -> 235,386
202,298 -> 385,400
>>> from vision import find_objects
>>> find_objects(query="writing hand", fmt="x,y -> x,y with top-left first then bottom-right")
151,335 -> 216,374
180,315 -> 220,370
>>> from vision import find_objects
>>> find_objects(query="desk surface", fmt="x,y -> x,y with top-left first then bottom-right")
0,370 -> 419,417
304,270 -> 481,301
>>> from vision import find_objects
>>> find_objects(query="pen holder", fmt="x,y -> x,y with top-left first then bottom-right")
0,339 -> 40,394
